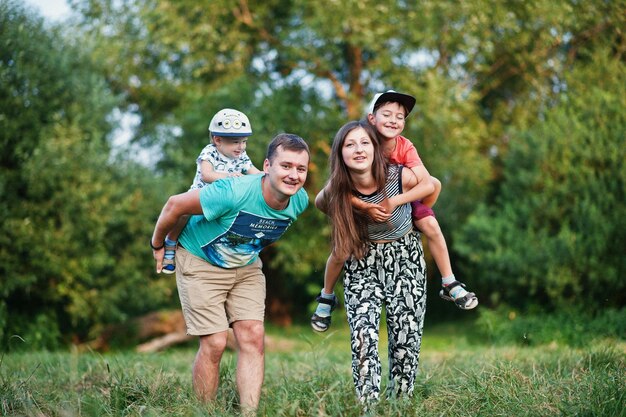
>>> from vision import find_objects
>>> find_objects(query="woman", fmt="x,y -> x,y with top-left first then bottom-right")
316,120 -> 432,403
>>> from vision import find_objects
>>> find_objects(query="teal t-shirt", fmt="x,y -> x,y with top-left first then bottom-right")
179,174 -> 308,269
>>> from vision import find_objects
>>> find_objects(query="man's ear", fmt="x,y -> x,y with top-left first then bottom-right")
263,158 -> 270,173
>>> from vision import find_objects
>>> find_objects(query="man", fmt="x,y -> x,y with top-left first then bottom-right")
150,133 -> 310,413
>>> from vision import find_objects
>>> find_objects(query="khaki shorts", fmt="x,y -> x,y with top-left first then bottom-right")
175,247 -> 266,336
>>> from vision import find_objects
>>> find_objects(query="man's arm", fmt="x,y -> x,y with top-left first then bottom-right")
151,189 -> 203,273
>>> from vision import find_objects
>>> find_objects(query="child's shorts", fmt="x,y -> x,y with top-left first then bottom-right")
411,200 -> 436,220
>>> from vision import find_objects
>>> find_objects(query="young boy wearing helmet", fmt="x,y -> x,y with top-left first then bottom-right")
162,108 -> 262,273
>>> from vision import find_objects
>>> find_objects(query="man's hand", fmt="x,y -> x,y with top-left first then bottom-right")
153,247 -> 165,273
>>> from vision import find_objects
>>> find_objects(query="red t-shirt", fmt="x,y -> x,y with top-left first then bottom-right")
386,135 -> 422,168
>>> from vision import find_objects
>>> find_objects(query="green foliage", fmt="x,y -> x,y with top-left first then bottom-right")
3,0 -> 625,347
71,0 -> 624,303
476,307 -> 626,347
455,50 -> 626,312
0,2 -> 178,350
408,73 -> 492,229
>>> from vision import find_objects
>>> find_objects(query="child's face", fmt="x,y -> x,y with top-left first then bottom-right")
368,101 -> 407,140
214,136 -> 249,159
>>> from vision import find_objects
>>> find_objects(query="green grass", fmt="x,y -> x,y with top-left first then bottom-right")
2,320 -> 625,416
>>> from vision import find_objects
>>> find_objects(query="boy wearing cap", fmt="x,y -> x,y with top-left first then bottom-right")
162,108 -> 262,274
311,91 -> 478,332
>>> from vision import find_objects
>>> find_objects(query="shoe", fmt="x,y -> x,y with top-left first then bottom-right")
162,243 -> 176,274
440,280 -> 478,310
310,293 -> 338,332
162,260 -> 175,274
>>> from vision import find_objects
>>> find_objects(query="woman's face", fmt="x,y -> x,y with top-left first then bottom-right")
341,127 -> 375,173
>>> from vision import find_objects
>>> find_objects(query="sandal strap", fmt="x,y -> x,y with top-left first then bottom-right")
311,313 -> 331,326
456,291 -> 475,301
316,294 -> 337,306
442,280 -> 466,296
454,292 -> 477,306
315,294 -> 338,314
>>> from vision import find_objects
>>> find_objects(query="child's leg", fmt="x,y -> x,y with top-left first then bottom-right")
412,203 -> 478,310
323,252 -> 344,294
162,215 -> 190,274
311,252 -> 346,332
414,215 -> 453,278
421,176 -> 441,208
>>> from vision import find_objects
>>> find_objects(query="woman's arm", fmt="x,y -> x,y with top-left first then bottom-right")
317,184 -> 390,222
351,195 -> 390,222
315,185 -> 329,214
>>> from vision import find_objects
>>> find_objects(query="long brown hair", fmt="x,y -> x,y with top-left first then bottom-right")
325,120 -> 388,259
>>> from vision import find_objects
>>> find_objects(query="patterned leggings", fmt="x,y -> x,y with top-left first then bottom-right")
343,231 -> 427,403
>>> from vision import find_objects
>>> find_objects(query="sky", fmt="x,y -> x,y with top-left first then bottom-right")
24,0 -> 71,21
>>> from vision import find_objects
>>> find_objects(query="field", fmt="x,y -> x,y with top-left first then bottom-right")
2,319 -> 625,416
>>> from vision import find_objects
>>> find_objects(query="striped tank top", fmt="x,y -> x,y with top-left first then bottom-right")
355,164 -> 413,241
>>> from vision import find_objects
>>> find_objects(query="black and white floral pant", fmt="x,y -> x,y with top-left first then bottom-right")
343,231 -> 427,403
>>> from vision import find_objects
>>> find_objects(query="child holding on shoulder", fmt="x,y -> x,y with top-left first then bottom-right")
311,90 -> 478,332
161,108 -> 261,273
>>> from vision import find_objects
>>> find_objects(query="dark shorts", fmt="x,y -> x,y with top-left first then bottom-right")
411,200 -> 435,220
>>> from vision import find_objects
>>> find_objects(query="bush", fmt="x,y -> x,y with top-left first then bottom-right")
476,307 -> 626,347
455,50 -> 626,313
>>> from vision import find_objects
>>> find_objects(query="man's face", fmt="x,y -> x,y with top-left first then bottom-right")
263,146 -> 309,197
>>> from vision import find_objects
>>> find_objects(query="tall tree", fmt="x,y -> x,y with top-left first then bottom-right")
71,0 -> 622,205
0,0 -> 175,349
455,49 -> 626,312
70,0 -> 625,318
